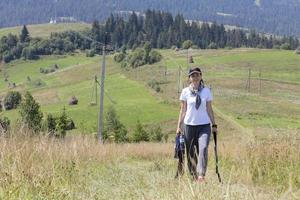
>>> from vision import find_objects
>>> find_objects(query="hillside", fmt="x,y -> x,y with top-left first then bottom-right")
1,48 -> 299,133
0,20 -> 299,197
1,0 -> 300,36
0,23 -> 90,38
0,48 -> 299,198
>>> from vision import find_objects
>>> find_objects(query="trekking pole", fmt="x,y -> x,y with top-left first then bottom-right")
213,131 -> 222,183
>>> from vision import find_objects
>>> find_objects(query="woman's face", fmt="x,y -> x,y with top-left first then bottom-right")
189,73 -> 202,84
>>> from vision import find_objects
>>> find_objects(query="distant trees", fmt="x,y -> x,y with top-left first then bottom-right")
114,42 -> 162,68
1,10 -> 300,64
2,0 -> 300,37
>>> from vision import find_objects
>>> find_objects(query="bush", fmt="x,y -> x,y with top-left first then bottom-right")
132,120 -> 149,142
22,46 -> 39,60
32,79 -> 46,87
46,114 -> 56,136
147,79 -> 162,93
148,50 -> 162,64
149,126 -> 163,142
182,40 -> 193,49
120,62 -> 127,68
208,42 -> 218,49
45,112 -> 75,137
128,48 -> 145,68
86,49 -> 95,57
66,118 -> 75,130
3,91 -> 22,110
19,91 -> 43,133
280,43 -> 291,50
104,106 -> 128,143
3,51 -> 14,63
114,52 -> 126,63
0,117 -> 10,133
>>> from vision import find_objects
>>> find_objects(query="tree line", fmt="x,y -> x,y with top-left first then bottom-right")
1,10 -> 299,64
1,0 -> 300,37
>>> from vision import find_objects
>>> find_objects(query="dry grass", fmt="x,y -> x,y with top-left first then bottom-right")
0,131 -> 299,199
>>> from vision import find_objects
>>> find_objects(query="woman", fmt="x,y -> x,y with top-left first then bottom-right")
176,67 -> 218,182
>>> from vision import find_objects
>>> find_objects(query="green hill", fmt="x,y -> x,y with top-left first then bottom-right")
1,48 -> 299,134
0,23 -> 90,38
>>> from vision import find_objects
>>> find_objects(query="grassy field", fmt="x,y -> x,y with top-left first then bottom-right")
0,23 -> 91,38
0,48 -> 299,199
0,53 -> 178,131
127,48 -> 300,132
0,133 -> 299,199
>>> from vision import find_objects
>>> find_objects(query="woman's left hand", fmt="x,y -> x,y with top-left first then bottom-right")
212,127 -> 218,134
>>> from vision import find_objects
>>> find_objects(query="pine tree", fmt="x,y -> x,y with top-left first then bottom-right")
19,91 -> 43,133
55,107 -> 68,138
20,25 -> 30,43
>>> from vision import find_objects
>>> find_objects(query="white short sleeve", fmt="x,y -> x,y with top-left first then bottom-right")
179,88 -> 187,101
207,88 -> 213,101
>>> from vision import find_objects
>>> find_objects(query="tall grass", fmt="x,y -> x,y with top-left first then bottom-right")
1,131 -> 299,199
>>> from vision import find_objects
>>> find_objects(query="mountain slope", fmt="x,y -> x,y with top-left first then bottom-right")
0,0 -> 300,37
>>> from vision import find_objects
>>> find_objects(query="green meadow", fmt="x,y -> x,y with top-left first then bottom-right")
0,53 -> 178,131
1,46 -> 300,199
0,23 -> 90,38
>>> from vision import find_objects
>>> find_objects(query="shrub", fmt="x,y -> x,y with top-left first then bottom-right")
19,91 -> 43,133
46,114 -> 56,136
128,48 -> 145,68
104,106 -> 128,143
55,108 -> 68,138
45,112 -> 75,137
3,91 -> 22,110
114,52 -> 126,63
149,126 -> 163,142
86,49 -> 95,57
132,120 -> 149,142
182,40 -> 193,49
120,62 -> 127,68
0,117 -> 10,133
22,46 -> 39,60
147,79 -> 161,93
280,43 -> 291,50
295,47 -> 300,54
148,50 -> 162,64
66,118 -> 75,130
208,42 -> 218,49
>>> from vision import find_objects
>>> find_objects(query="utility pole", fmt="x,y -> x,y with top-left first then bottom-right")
178,66 -> 182,97
259,67 -> 262,95
187,48 -> 189,69
98,39 -> 106,144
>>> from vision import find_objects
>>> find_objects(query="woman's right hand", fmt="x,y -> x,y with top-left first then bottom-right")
176,127 -> 182,135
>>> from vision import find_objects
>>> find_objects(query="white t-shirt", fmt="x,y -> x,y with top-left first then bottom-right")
180,87 -> 213,126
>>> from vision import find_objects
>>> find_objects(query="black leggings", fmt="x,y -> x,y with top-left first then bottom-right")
184,124 -> 211,179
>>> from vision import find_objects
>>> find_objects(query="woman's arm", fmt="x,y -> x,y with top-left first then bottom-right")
176,101 -> 187,134
206,101 -> 218,133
